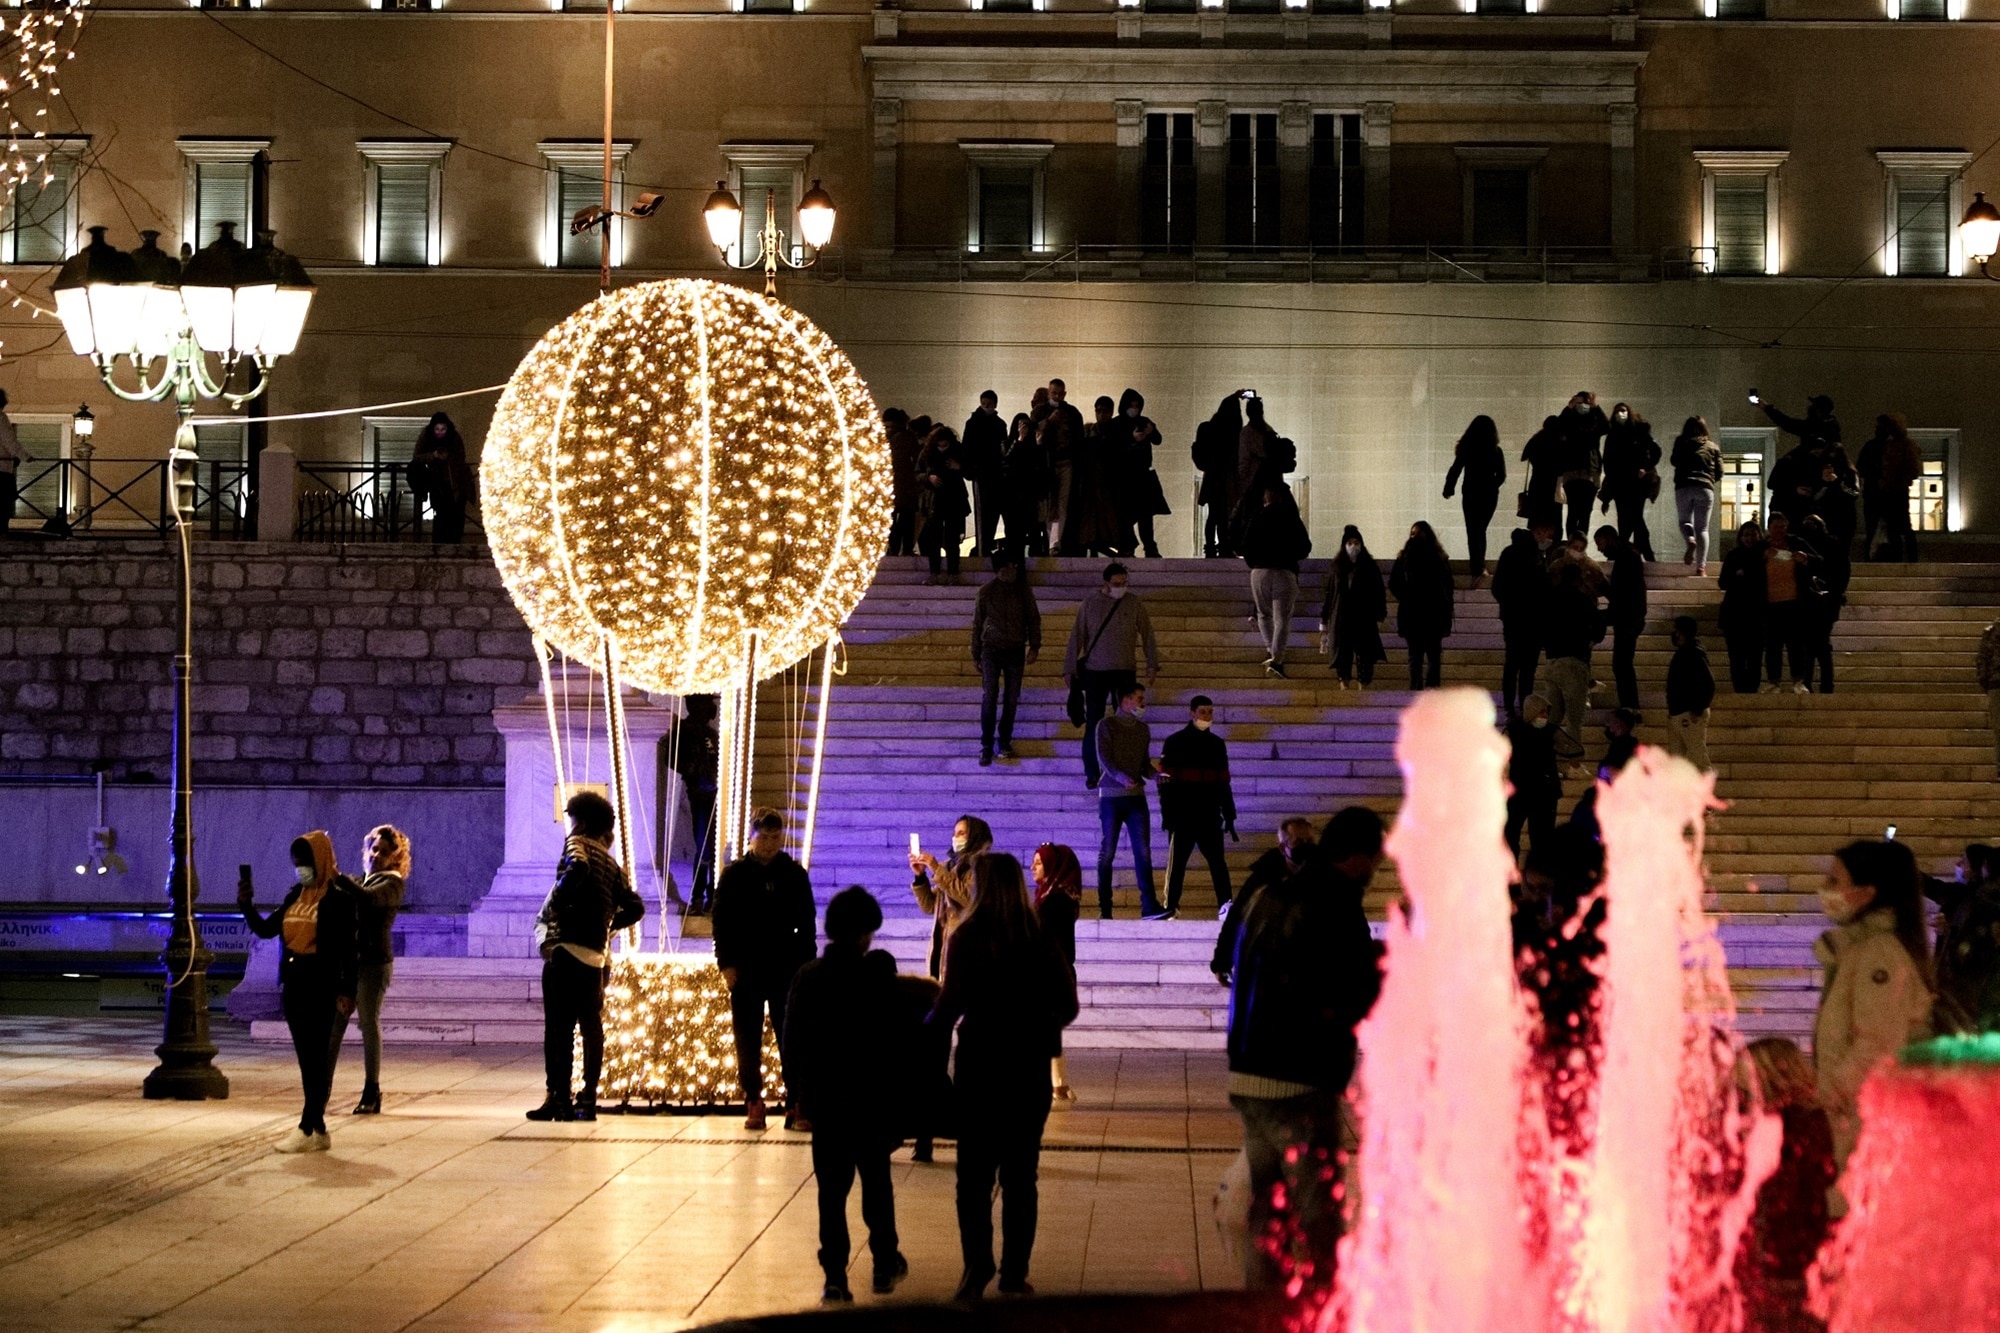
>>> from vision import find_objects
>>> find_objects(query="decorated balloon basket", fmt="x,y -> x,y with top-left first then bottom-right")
576,955 -> 785,1109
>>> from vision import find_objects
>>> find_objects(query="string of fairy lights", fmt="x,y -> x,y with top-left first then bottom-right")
0,0 -> 87,194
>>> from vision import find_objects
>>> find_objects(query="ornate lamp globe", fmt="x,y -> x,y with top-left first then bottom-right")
483,278 -> 890,694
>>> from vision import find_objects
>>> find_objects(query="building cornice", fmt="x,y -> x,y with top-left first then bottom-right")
862,45 -> 1647,106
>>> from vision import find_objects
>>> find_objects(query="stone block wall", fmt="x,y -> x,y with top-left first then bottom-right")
0,541 -> 538,786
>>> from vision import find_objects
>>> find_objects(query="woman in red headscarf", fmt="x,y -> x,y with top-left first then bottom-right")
1030,843 -> 1082,1103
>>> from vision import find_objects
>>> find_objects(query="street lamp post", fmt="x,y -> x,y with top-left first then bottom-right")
53,222 -> 315,1101
703,179 -> 837,296
70,403 -> 94,532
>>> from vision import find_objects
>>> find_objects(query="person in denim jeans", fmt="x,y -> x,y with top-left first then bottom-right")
1094,682 -> 1162,919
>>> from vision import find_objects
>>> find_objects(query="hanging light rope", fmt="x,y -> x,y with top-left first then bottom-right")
534,634 -> 569,824
799,632 -> 845,872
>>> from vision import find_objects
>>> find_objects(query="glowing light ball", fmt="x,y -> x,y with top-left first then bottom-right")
483,279 -> 889,694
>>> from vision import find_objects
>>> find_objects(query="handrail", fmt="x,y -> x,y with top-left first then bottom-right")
295,461 -> 484,544
6,458 -> 250,540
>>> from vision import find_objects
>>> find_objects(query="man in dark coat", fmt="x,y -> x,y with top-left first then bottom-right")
1593,524 -> 1648,710
1192,393 -> 1244,558
1556,392 -> 1610,541
962,390 -> 1008,558
783,887 -> 909,1303
713,808 -> 818,1130
528,790 -> 646,1122
1762,395 -> 1845,528
1225,805 -> 1385,1301
1504,694 -> 1561,862
1158,695 -> 1237,919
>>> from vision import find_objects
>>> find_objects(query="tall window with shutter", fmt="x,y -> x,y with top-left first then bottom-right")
179,140 -> 270,253
1140,113 -> 1196,253
3,143 -> 84,264
1878,152 -> 1971,277
716,143 -> 815,268
359,141 -> 448,267
1696,151 -> 1786,275
1225,113 -> 1279,251
961,142 -> 1050,254
1309,113 -> 1363,252
540,141 -> 633,269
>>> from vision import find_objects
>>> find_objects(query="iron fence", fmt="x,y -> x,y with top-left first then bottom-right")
7,457 -> 249,539
294,462 -> 483,544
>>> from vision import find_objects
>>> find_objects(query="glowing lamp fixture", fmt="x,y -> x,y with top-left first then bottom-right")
1961,191 -> 2000,272
704,177 -> 837,295
71,403 -> 93,438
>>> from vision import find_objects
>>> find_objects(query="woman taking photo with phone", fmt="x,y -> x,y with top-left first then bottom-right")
240,831 -> 360,1153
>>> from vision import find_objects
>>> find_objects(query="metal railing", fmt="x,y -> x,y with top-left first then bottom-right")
7,457 -> 250,539
294,462 -> 484,544
810,244 -> 1714,285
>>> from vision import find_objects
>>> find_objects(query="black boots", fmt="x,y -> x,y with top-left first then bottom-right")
524,1095 -> 572,1122
353,1085 -> 382,1116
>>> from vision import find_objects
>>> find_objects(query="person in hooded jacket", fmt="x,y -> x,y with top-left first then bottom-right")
917,426 -> 971,584
1321,526 -> 1386,688
1599,403 -> 1660,561
1193,393 -> 1245,557
1925,844 -> 2000,1034
1813,840 -> 1934,1188
784,887 -> 910,1304
1856,412 -> 1922,563
1224,806 -> 1385,1300
1240,482 -> 1312,677
409,413 -> 474,545
1504,694 -> 1561,861
1491,513 -> 1559,716
1443,415 -> 1507,584
240,830 -> 360,1153
1762,395 -> 1846,529
1210,817 -> 1316,983
1797,513 -> 1850,694
1116,388 -> 1168,558
1555,392 -> 1610,541
329,824 -> 407,1116
1670,416 -> 1723,575
1389,520 -> 1456,690
884,408 -> 922,557
1717,521 -> 1768,694
911,814 -> 994,979
1664,616 -> 1715,772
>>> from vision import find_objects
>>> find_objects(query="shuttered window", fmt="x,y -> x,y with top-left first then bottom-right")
193,160 -> 255,250
11,421 -> 68,526
557,168 -> 606,268
1309,113 -> 1363,251
1711,175 -> 1767,275
977,168 -> 1035,251
738,165 -> 797,265
1140,113 -> 1196,252
1225,113 -> 1280,250
374,162 -> 432,266
1898,0 -> 1948,18
8,161 -> 71,263
1894,172 -> 1951,276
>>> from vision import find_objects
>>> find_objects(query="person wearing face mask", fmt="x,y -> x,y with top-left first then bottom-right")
911,814 -> 995,980
971,553 -> 1041,767
1211,817 -> 1316,983
1598,403 -> 1660,562
240,830 -> 360,1153
1158,695 -> 1238,921
1503,695 -> 1561,862
1491,514 -> 1559,717
328,824 -> 408,1116
1095,683 -> 1164,919
1321,525 -> 1386,689
1063,563 -> 1160,790
1812,840 -> 1934,1193
713,808 -> 816,1131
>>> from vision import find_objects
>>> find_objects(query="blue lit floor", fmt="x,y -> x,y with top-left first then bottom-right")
0,1017 -> 1243,1332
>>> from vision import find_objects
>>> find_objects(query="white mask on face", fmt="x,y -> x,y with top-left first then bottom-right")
1530,717 -> 1549,729
1193,718 -> 1212,732
1536,538 -> 1553,552
295,864 -> 315,887
1132,705 -> 1146,719
951,835 -> 969,854
1344,542 -> 1361,558
1107,585 -> 1128,600
1819,889 -> 1862,925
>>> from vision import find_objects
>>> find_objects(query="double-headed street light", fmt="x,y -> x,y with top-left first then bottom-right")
53,220 -> 316,1101
703,178 -> 836,295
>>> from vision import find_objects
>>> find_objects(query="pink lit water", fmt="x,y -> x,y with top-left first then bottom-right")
1333,690 -> 1775,1333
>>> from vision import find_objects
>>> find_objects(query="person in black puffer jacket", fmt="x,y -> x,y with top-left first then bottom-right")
1224,806 -> 1385,1303
527,790 -> 645,1123
714,807 -> 818,1131
784,887 -> 910,1303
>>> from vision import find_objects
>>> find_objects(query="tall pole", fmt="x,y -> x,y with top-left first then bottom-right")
598,0 -> 615,295
143,373 -> 228,1100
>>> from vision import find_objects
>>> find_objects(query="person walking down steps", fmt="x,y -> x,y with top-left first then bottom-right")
970,553 -> 1041,767
1063,562 -> 1159,791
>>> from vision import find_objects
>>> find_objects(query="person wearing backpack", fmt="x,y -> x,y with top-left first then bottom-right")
1240,482 -> 1313,678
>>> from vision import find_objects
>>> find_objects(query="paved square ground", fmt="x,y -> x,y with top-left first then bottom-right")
0,1018 -> 1245,1333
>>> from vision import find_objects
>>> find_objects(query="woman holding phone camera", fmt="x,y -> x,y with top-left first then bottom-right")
330,825 -> 407,1116
910,815 -> 994,980
240,831 -> 360,1153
